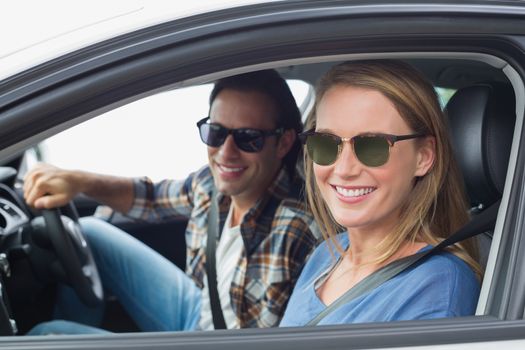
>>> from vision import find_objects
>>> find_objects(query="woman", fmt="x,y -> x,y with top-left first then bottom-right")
280,60 -> 481,326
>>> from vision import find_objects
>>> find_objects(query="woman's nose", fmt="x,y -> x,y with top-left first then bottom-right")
333,141 -> 361,177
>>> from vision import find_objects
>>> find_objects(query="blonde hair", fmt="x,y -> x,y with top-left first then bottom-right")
304,60 -> 482,279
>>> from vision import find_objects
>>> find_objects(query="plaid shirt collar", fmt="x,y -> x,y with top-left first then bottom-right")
215,168 -> 292,255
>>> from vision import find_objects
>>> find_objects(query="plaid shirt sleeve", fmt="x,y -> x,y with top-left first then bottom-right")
126,167 -> 210,222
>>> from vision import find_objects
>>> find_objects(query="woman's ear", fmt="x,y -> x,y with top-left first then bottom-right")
277,129 -> 297,159
415,136 -> 435,177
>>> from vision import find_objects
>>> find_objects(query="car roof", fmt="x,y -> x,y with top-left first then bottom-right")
0,0 -> 272,81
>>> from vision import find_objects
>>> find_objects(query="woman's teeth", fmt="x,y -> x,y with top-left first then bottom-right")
335,186 -> 375,197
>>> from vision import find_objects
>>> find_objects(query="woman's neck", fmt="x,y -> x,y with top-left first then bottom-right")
345,226 -> 390,265
344,227 -> 426,267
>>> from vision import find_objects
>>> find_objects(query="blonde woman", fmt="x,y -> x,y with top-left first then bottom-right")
280,60 -> 480,326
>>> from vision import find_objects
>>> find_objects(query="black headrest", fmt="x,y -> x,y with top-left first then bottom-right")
445,84 -> 515,208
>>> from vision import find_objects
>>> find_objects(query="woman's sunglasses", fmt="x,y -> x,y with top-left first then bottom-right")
299,129 -> 426,167
197,117 -> 284,153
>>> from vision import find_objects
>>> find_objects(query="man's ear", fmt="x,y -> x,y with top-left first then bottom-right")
276,129 -> 296,159
414,136 -> 435,177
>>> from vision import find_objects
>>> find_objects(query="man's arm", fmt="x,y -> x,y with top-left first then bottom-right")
23,163 -> 134,213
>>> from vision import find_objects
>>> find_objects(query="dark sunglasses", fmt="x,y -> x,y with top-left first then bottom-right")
299,129 -> 427,167
197,117 -> 284,153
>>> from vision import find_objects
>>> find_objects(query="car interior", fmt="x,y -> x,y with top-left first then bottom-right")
0,54 -> 519,335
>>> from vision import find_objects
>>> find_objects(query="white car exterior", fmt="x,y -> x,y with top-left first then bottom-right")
0,1 -> 524,349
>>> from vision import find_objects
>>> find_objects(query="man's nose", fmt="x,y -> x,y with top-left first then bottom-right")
219,134 -> 241,156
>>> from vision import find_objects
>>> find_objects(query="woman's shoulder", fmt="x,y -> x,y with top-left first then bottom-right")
414,249 -> 477,280
403,249 -> 480,304
402,248 -> 478,289
381,249 -> 480,319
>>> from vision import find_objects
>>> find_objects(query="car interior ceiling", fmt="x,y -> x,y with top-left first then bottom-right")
280,58 -> 509,90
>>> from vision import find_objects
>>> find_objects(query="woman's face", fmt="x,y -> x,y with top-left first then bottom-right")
313,85 -> 434,234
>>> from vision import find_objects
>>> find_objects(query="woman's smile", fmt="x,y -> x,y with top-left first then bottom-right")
332,185 -> 376,203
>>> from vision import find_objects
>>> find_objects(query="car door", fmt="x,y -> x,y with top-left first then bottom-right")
0,1 -> 525,349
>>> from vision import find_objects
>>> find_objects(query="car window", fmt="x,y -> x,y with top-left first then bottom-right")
435,87 -> 457,109
37,79 -> 311,182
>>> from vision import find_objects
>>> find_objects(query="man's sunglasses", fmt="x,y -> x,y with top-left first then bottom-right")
197,117 -> 284,153
299,129 -> 426,167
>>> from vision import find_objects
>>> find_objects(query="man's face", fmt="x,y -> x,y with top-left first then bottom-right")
207,89 -> 286,207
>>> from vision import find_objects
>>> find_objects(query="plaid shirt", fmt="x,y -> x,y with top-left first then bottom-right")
125,166 -> 319,328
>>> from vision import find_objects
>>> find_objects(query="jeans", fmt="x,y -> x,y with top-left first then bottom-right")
28,217 -> 201,335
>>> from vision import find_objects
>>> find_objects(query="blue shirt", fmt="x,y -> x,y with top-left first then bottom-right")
280,234 -> 480,327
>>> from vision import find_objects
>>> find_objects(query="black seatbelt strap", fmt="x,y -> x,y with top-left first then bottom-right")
307,199 -> 501,326
206,189 -> 227,329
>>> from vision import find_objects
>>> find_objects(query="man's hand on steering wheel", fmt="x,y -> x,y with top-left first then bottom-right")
23,163 -> 81,209
24,163 -> 103,307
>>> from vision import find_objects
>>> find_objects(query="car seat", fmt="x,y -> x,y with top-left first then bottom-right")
444,83 -> 516,267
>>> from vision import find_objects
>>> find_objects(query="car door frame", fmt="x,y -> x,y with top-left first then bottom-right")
1,1 -> 525,349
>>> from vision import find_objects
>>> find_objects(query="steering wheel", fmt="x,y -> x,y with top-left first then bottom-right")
40,204 -> 103,307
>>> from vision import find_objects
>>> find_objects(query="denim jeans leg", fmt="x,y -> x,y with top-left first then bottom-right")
58,217 -> 201,332
54,284 -> 105,327
28,320 -> 111,335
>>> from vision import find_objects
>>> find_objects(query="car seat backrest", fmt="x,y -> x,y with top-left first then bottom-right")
445,84 -> 516,209
445,83 -> 516,266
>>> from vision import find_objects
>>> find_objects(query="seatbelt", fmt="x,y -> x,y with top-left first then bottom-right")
206,189 -> 227,329
307,199 -> 500,326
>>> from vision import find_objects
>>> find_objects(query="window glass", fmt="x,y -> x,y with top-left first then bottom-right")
38,80 -> 312,181
435,87 -> 457,109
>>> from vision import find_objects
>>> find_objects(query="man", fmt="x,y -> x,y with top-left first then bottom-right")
24,69 -> 319,334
